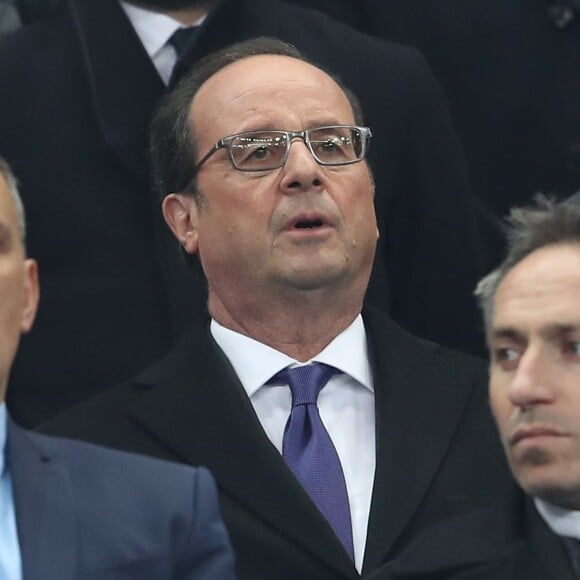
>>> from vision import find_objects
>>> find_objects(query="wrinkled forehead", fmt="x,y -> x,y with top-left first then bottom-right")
191,54 -> 354,128
497,244 -> 580,295
492,244 -> 580,329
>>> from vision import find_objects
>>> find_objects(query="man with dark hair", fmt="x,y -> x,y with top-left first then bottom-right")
0,157 -> 235,580
43,39 -> 512,580
385,198 -> 580,580
1,0 -> 489,426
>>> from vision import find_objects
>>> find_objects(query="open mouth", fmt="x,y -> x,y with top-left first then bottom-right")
294,218 -> 324,229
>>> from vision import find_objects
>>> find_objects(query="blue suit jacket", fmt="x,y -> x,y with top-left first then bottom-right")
7,417 -> 236,580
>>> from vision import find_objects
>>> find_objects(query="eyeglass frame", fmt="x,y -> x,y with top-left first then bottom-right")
191,125 -> 372,176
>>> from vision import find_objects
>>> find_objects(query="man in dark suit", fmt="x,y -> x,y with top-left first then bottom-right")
42,39 -> 513,580
286,0 -> 580,218
0,0 -> 490,426
384,199 -> 580,580
0,157 -> 235,579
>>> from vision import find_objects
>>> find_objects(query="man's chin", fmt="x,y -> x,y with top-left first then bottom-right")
275,264 -> 350,293
529,484 -> 580,511
516,463 -> 580,509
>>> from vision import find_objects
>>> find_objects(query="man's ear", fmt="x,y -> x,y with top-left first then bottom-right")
21,258 -> 39,333
162,193 -> 200,255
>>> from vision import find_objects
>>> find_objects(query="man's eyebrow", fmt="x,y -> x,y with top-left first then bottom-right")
545,323 -> 580,337
491,324 -> 580,343
237,119 -> 346,133
489,328 -> 525,343
307,118 -> 345,128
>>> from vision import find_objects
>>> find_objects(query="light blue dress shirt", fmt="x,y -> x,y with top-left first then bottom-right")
0,404 -> 23,580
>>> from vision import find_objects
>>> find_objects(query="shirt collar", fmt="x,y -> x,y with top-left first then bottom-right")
535,497 -> 580,540
120,1 -> 207,60
0,403 -> 7,477
210,314 -> 374,398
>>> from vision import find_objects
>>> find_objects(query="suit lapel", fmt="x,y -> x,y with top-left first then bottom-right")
8,418 -> 76,580
128,328 -> 356,578
70,0 -> 164,182
362,310 -> 476,570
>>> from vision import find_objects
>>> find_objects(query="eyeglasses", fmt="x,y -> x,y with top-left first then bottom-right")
193,125 -> 372,174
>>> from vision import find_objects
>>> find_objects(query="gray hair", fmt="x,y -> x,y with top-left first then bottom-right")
0,156 -> 26,244
475,195 -> 580,335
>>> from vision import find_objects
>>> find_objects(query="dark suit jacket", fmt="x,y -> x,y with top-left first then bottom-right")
385,492 -> 577,580
41,309 -> 514,579
7,416 -> 235,580
0,0 -> 488,426
287,0 -> 580,217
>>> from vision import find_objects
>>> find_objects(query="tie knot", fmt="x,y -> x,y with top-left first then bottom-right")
272,363 -> 340,407
167,26 -> 200,59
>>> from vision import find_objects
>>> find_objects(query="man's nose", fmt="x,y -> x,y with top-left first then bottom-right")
279,139 -> 325,194
508,349 -> 555,409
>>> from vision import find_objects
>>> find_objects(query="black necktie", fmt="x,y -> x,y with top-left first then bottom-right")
167,26 -> 200,85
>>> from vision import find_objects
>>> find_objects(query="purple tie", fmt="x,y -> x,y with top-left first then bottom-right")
271,363 -> 354,559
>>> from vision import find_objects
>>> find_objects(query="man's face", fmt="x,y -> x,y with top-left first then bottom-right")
489,243 -> 580,508
165,55 -> 378,310
0,174 -> 38,402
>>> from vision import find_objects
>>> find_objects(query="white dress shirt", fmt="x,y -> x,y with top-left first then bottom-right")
120,2 -> 206,85
536,497 -> 580,540
211,315 -> 376,572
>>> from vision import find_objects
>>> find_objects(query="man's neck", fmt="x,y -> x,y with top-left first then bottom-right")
123,1 -> 213,25
164,8 -> 208,25
208,289 -> 365,362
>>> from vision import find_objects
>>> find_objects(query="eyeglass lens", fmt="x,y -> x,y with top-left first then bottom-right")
230,127 -> 364,170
